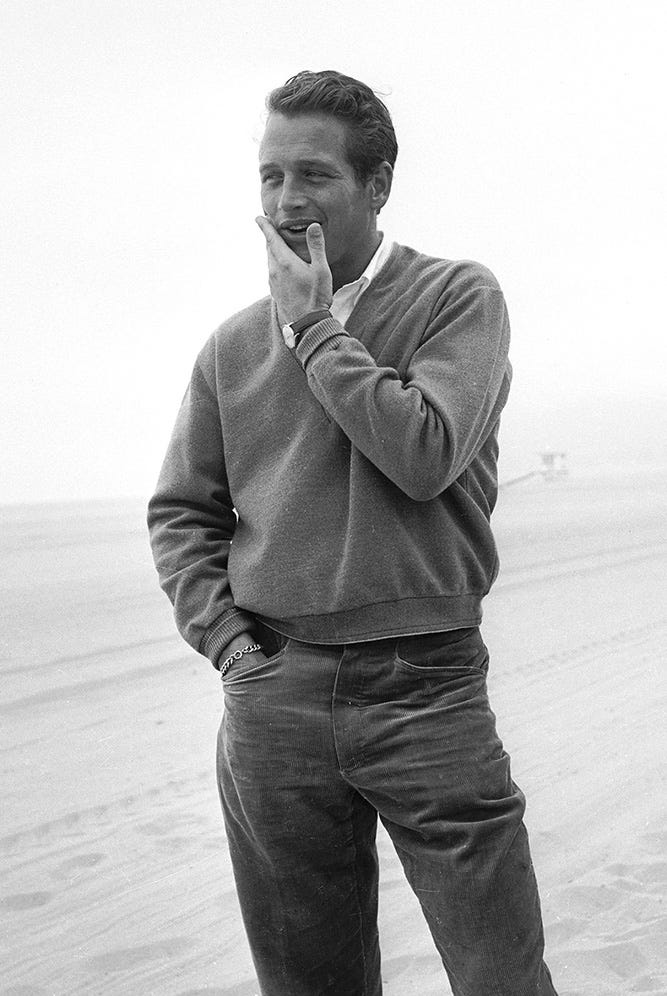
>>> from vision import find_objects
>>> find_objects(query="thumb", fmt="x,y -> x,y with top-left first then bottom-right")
306,222 -> 327,262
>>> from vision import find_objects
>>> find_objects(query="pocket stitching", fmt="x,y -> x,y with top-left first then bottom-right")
393,652 -> 486,675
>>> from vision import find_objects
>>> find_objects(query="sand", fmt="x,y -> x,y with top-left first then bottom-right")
1,469 -> 666,995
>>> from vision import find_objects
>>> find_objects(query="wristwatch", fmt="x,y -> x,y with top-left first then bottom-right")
281,309 -> 332,349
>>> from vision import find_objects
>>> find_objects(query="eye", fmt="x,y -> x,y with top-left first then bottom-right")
305,170 -> 326,179
261,172 -> 281,184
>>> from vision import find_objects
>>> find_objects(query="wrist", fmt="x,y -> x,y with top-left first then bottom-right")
223,632 -> 257,657
218,636 -> 264,678
294,315 -> 349,367
282,309 -> 332,349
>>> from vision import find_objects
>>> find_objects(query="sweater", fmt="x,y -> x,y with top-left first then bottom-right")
147,243 -> 512,668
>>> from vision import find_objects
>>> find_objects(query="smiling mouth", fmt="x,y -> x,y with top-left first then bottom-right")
279,220 -> 319,235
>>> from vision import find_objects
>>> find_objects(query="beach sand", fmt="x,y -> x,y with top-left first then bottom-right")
2,469 -> 666,995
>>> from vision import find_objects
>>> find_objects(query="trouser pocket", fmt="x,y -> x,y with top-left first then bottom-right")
394,627 -> 488,674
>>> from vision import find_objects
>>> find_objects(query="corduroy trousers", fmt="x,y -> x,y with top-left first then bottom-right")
216,627 -> 557,996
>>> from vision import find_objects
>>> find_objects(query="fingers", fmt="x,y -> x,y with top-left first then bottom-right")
256,215 -> 295,268
255,216 -> 327,268
255,215 -> 333,322
305,222 -> 327,264
255,215 -> 279,246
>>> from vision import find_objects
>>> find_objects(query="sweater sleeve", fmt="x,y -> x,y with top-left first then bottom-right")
294,271 -> 511,501
146,348 -> 254,668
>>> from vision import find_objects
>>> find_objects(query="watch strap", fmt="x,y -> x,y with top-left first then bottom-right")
282,309 -> 333,349
289,309 -> 333,336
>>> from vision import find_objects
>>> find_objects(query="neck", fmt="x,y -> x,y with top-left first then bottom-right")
330,231 -> 382,292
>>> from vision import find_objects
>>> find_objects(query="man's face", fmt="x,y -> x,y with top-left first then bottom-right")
259,112 -> 379,287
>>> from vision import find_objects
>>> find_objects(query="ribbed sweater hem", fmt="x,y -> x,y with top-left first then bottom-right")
295,317 -> 348,366
200,608 -> 256,669
255,593 -> 484,645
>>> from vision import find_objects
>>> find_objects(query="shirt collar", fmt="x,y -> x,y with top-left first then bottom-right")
336,234 -> 394,296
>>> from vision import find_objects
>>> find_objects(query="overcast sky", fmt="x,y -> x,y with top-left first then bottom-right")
2,0 -> 665,504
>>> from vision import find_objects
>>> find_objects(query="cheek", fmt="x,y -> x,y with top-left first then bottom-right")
260,188 -> 276,216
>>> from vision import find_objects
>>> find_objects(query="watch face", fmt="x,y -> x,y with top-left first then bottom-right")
282,324 -> 297,348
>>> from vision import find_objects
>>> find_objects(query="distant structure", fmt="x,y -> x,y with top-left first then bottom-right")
538,449 -> 568,480
499,449 -> 568,489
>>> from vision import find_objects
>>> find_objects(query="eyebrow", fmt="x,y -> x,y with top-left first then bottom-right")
259,158 -> 338,173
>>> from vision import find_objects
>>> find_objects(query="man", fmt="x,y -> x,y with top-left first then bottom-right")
148,70 -> 558,996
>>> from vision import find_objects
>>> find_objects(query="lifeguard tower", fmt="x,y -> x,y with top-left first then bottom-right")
499,449 -> 568,489
538,449 -> 568,480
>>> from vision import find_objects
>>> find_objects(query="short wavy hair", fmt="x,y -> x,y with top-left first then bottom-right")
266,70 -> 398,182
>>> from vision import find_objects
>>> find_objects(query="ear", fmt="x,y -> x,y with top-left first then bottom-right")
367,161 -> 393,216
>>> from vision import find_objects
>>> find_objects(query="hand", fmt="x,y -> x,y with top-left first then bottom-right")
255,217 -> 333,326
220,632 -> 269,676
224,632 -> 259,656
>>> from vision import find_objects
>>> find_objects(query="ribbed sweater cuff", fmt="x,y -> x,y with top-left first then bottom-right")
295,317 -> 349,368
200,608 -> 256,669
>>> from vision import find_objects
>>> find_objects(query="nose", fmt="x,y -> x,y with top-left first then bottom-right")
277,175 -> 307,213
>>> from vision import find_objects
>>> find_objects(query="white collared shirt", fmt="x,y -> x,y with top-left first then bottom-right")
330,235 -> 395,327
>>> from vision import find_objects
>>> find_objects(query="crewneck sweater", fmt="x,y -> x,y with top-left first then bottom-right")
147,243 -> 512,668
